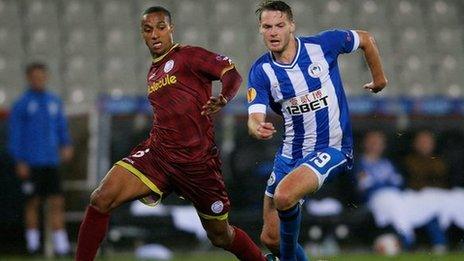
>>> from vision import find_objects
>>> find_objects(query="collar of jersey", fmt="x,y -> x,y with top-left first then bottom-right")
152,43 -> 180,63
269,37 -> 301,69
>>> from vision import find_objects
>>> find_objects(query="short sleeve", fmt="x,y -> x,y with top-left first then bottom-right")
247,64 -> 270,114
188,47 -> 235,81
319,29 -> 360,55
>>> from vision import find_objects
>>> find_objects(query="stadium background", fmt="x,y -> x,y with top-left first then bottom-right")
0,0 -> 463,259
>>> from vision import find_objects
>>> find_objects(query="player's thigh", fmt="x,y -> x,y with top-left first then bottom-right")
25,196 -> 41,210
262,195 -> 279,242
265,154 -> 296,198
274,166 -> 319,210
171,158 -> 230,220
299,147 -> 349,190
91,165 -> 152,210
46,195 -> 65,211
275,148 -> 348,208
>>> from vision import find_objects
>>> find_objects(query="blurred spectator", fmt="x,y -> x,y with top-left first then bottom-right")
356,131 -> 403,202
404,131 -> 448,190
356,131 -> 447,252
7,62 -> 73,256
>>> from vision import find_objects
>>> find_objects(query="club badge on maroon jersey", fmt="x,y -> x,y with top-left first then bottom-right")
164,60 -> 174,73
211,200 -> 224,214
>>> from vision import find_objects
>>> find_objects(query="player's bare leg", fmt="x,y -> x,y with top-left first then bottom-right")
274,166 -> 319,211
261,195 -> 280,256
47,195 -> 65,230
24,196 -> 40,253
272,166 -> 318,261
24,196 -> 40,232
76,165 -> 153,261
89,165 -> 152,213
200,217 -> 235,248
47,195 -> 70,255
200,217 -> 266,261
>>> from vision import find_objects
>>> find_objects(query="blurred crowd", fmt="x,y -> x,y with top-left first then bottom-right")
354,130 -> 464,253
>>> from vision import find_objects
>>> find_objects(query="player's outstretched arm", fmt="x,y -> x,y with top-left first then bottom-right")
201,68 -> 242,115
356,30 -> 388,93
248,113 -> 276,140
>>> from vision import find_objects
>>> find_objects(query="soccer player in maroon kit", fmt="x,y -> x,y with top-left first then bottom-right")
75,6 -> 266,261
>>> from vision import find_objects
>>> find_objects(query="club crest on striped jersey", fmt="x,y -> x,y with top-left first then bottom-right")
308,62 -> 324,78
164,60 -> 174,73
247,88 -> 257,103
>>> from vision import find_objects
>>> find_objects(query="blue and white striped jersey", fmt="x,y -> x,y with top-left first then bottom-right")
247,29 -> 359,159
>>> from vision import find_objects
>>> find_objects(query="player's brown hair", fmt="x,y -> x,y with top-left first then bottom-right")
256,0 -> 293,22
142,6 -> 172,24
25,62 -> 48,75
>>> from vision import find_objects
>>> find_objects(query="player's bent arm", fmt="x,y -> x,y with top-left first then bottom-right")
248,112 -> 276,140
220,68 -> 242,102
201,68 -> 242,116
356,30 -> 388,93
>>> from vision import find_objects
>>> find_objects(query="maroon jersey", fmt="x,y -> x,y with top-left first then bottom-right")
145,44 -> 234,163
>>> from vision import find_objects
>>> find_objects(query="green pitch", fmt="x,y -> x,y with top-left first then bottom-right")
3,251 -> 464,261
174,252 -> 464,261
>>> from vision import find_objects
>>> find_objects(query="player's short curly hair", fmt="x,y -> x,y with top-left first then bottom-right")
25,62 -> 47,75
142,6 -> 172,24
255,0 -> 293,22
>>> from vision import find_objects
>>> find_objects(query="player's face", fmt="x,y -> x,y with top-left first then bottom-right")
27,69 -> 48,91
141,12 -> 174,57
259,10 -> 295,53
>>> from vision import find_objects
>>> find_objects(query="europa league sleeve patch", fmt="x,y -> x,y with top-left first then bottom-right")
247,87 -> 257,103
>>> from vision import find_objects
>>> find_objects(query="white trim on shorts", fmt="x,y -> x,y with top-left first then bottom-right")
265,191 -> 274,198
302,159 -> 347,190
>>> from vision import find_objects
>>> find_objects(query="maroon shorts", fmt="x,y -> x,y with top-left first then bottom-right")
116,142 -> 230,220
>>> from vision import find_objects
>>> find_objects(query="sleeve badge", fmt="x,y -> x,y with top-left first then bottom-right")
247,87 -> 257,103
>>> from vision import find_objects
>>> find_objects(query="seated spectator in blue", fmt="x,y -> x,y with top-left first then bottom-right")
356,131 -> 447,253
357,131 -> 403,202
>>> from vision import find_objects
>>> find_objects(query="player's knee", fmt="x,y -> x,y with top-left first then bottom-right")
260,230 -> 279,251
48,196 -> 65,210
89,188 -> 114,214
273,191 -> 295,211
207,229 -> 233,248
26,197 -> 41,209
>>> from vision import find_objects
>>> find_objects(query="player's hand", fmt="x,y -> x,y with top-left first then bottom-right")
363,79 -> 387,93
254,122 -> 277,140
61,146 -> 74,163
201,94 -> 228,116
16,162 -> 30,180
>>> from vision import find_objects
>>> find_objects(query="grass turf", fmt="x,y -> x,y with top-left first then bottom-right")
3,251 -> 464,261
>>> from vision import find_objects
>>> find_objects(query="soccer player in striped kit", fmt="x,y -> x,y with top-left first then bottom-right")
247,1 -> 387,260
76,6 -> 266,261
